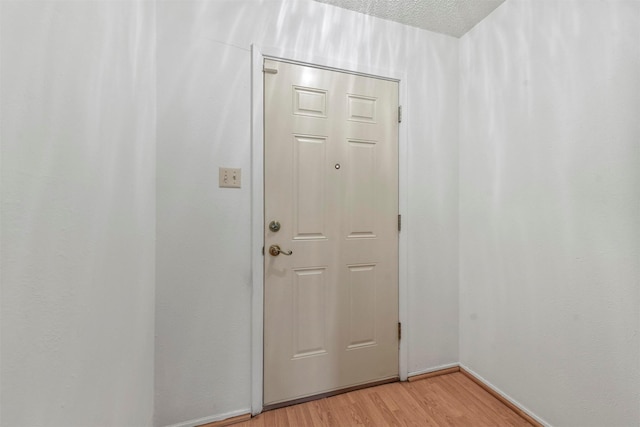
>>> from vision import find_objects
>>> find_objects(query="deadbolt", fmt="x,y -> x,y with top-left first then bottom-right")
269,220 -> 281,232
269,244 -> 292,256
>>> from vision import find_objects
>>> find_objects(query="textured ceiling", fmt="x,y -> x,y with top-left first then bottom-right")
312,0 -> 506,37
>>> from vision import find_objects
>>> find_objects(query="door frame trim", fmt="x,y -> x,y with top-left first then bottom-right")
250,44 -> 409,416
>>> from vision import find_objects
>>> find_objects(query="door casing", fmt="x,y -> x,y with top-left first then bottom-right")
250,44 -> 409,416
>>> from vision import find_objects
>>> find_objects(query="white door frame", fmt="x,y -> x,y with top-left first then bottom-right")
250,44 -> 409,416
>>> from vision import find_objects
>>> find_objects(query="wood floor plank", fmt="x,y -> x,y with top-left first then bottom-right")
437,375 -> 501,425
405,378 -> 465,424
385,382 -> 436,423
234,372 -> 535,426
365,391 -> 401,426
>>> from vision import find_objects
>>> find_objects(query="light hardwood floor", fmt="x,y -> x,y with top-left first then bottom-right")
233,372 -> 532,426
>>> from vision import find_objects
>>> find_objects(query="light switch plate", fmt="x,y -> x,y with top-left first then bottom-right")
219,167 -> 241,188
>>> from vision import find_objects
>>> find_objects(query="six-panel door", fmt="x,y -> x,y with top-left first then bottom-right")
264,59 -> 399,405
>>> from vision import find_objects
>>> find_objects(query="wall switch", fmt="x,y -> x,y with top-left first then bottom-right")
219,167 -> 241,188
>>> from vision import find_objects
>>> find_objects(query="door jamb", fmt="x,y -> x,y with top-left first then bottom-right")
251,44 -> 409,416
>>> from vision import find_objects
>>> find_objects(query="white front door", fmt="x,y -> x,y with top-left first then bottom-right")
263,59 -> 399,406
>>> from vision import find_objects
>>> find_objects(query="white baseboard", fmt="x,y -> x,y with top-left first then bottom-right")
163,408 -> 250,427
460,364 -> 551,427
408,362 -> 460,378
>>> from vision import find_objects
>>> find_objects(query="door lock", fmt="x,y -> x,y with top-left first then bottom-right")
269,221 -> 281,232
269,245 -> 292,256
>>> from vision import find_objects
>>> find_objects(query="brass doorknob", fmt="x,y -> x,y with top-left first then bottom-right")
269,245 -> 293,256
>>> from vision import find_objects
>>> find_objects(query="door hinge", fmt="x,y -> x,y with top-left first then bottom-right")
398,105 -> 402,123
262,246 -> 265,256
263,66 -> 278,74
398,214 -> 401,232
398,322 -> 402,340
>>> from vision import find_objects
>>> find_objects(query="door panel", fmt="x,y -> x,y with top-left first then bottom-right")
346,263 -> 377,348
264,59 -> 398,406
292,267 -> 327,358
346,139 -> 377,237
293,135 -> 327,239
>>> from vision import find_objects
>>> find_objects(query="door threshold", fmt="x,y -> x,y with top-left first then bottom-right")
263,376 -> 399,411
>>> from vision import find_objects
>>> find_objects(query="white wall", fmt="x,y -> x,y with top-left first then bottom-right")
0,2 -> 156,426
156,1 -> 459,425
459,1 -> 640,425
